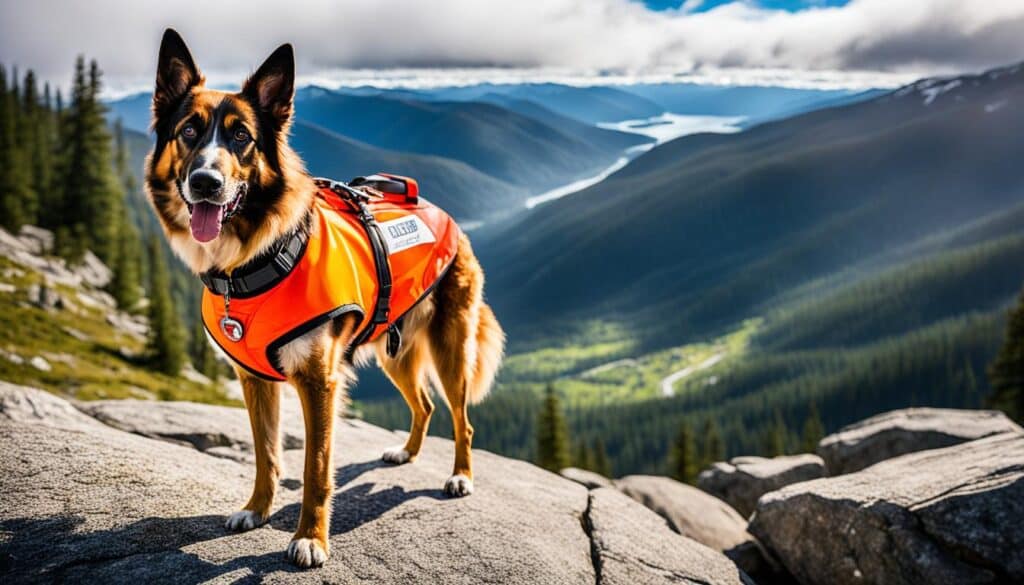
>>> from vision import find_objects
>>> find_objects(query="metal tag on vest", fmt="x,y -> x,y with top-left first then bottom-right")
220,316 -> 245,342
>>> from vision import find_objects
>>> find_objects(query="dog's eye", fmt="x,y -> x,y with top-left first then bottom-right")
181,123 -> 197,139
234,129 -> 251,144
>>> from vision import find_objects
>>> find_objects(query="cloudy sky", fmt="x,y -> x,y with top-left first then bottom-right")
2,0 -> 1022,96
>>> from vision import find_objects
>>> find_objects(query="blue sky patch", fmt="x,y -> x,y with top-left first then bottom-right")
642,0 -> 850,12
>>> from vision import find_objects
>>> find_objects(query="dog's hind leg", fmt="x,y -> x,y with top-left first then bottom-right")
226,372 -> 281,532
427,242 -> 488,497
377,339 -> 434,464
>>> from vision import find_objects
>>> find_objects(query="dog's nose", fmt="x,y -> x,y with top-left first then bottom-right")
189,169 -> 224,198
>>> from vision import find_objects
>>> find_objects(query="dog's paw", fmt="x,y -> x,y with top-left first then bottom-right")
287,537 -> 329,568
224,509 -> 266,532
381,445 -> 412,464
443,474 -> 474,497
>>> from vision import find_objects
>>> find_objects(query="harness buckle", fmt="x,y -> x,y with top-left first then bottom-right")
386,324 -> 402,358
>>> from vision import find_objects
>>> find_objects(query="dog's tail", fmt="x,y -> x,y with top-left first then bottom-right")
468,302 -> 504,404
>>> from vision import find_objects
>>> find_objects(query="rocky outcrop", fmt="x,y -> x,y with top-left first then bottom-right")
0,225 -> 112,290
817,407 -> 1023,475
615,475 -> 751,554
697,454 -> 826,517
78,399 -> 306,461
750,431 -> 1024,585
586,487 -> 753,585
0,383 -> 749,584
613,474 -> 772,579
560,467 -> 613,490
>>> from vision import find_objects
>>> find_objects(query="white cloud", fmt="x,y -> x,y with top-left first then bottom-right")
1,0 -> 1021,96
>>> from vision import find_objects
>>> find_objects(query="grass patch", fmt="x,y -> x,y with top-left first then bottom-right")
0,256 -> 238,406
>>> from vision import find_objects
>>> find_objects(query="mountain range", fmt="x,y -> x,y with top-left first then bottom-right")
479,62 -> 1024,352
107,81 -> 855,222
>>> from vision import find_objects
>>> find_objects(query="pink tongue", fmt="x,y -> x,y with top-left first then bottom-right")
190,201 -> 225,243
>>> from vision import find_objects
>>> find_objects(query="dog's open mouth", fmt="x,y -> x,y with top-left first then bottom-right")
186,187 -> 245,243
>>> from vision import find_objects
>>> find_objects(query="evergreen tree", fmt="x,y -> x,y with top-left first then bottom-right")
766,409 -> 788,457
55,57 -> 121,263
18,69 -> 42,224
190,318 -> 220,380
988,289 -> 1024,422
592,438 -> 612,478
670,421 -> 697,484
700,417 -> 725,470
146,236 -> 185,375
0,65 -> 33,231
573,440 -> 595,471
801,402 -> 825,453
110,207 -> 142,310
108,119 -> 143,311
536,383 -> 571,472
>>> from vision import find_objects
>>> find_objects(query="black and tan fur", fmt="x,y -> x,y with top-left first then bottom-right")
145,29 -> 504,568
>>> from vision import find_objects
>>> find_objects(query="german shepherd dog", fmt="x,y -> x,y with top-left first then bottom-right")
146,29 -> 504,568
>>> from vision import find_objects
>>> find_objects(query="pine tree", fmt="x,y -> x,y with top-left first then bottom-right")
573,440 -> 595,471
190,318 -> 220,380
18,69 -> 42,224
767,409 -> 788,457
801,402 -> 825,453
536,383 -> 571,472
146,236 -> 185,375
108,119 -> 143,311
700,417 -> 724,470
110,207 -> 142,310
670,421 -> 697,484
0,65 -> 33,231
592,438 -> 612,478
54,57 -> 122,263
988,289 -> 1024,422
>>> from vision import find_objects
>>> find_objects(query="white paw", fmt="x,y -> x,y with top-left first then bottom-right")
381,445 -> 412,464
444,474 -> 474,497
224,509 -> 266,532
287,537 -> 329,568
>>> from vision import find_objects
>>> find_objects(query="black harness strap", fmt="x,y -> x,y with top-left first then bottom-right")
199,227 -> 308,297
315,178 -> 402,360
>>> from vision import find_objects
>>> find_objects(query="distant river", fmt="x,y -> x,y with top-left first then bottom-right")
524,113 -> 744,209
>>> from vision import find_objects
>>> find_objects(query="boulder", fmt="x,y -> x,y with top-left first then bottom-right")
697,454 -> 826,517
26,283 -> 63,311
0,384 -> 750,583
74,250 -> 113,288
28,356 -> 51,372
750,431 -> 1024,585
615,475 -> 752,553
105,311 -> 149,339
78,398 -> 307,454
560,467 -> 613,489
586,487 -> 753,584
17,225 -> 54,255
817,407 -> 1023,475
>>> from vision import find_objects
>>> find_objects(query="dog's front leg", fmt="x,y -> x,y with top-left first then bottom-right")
286,360 -> 344,568
226,373 -> 281,532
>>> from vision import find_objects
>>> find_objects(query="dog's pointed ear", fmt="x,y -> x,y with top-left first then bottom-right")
153,29 -> 203,121
243,44 -> 295,129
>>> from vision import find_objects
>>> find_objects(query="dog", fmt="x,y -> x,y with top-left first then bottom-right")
145,29 -> 504,568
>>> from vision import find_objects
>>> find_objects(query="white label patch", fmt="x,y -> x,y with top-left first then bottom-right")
378,215 -> 436,254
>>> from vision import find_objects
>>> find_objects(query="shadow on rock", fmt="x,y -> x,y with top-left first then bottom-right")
270,459 -> 449,535
1,459 -> 451,582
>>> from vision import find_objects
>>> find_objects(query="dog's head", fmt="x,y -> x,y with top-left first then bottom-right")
147,29 -> 309,258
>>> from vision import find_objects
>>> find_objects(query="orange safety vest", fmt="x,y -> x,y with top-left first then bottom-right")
200,177 -> 460,381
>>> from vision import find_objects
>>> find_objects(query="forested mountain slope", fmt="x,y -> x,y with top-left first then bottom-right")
480,62 -> 1024,351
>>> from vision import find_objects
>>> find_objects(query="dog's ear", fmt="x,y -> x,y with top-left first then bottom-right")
243,44 -> 295,130
153,28 -> 203,123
